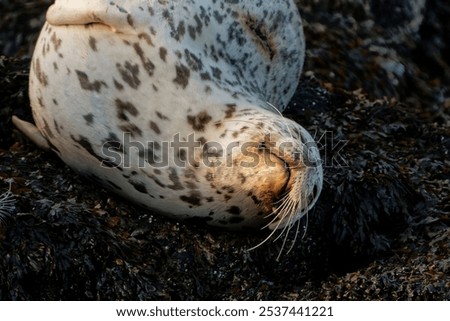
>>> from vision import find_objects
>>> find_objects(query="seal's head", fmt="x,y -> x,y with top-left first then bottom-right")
194,105 -> 323,233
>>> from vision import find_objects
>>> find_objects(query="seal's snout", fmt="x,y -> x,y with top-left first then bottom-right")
267,163 -> 323,231
263,124 -> 323,231
245,150 -> 292,215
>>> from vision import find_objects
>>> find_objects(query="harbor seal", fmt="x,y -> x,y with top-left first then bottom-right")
13,0 -> 322,240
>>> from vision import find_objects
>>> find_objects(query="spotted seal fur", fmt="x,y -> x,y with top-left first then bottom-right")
13,0 -> 323,241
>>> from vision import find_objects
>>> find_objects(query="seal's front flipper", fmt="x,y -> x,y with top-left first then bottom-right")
12,116 -> 50,150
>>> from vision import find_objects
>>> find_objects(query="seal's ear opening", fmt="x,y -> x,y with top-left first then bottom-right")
241,15 -> 277,61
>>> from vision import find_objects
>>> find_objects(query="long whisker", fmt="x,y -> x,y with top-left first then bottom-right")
274,194 -> 298,240
286,217 -> 302,255
246,221 -> 283,252
286,193 -> 310,256
247,194 -> 294,252
262,194 -> 291,228
302,207 -> 310,241
280,199 -> 310,259
269,190 -> 301,260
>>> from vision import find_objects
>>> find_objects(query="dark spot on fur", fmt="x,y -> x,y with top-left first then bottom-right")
119,124 -> 143,137
116,99 -> 139,120
178,149 -> 187,161
187,14 -> 203,40
41,118 -> 54,139
50,32 -> 62,52
159,47 -> 168,62
114,79 -> 124,90
175,21 -> 186,41
180,191 -> 202,207
83,113 -> 95,125
116,61 -> 141,89
203,143 -> 222,158
133,42 -> 155,76
144,173 -> 166,188
71,135 -> 109,165
185,181 -> 198,190
252,195 -> 262,205
138,33 -> 154,46
214,11 -> 224,24
205,172 -> 214,182
222,186 -> 235,193
173,64 -> 190,89
156,112 -> 169,120
184,49 -> 203,71
130,180 -> 147,194
34,59 -> 48,86
200,72 -> 211,80
127,14 -> 135,28
197,137 -> 207,145
89,36 -> 97,51
225,104 -> 237,118
211,66 -> 222,80
53,120 -> 61,134
184,169 -> 198,180
227,206 -> 242,215
149,121 -> 161,134
167,168 -> 184,190
187,111 -> 212,132
102,134 -> 123,165
153,141 -> 161,150
76,70 -> 108,92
